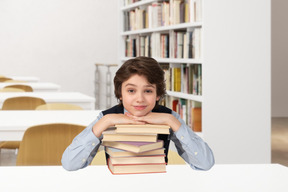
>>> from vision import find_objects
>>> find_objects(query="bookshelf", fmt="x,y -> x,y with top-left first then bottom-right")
119,0 -> 203,135
119,0 -> 271,164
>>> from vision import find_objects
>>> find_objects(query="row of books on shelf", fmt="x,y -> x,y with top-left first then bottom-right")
102,124 -> 171,174
123,0 -> 141,6
163,63 -> 202,95
123,0 -> 202,31
125,28 -> 201,59
162,97 -> 202,132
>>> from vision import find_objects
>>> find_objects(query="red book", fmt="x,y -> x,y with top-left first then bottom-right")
172,99 -> 179,112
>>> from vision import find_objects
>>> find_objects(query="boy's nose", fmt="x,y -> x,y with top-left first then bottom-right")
136,92 -> 144,102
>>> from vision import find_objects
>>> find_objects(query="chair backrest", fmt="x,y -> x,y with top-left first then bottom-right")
4,84 -> 33,92
4,80 -> 27,83
35,103 -> 83,110
0,87 -> 25,92
90,150 -> 106,165
0,77 -> 12,82
167,150 -> 186,164
1,96 -> 46,110
16,123 -> 85,166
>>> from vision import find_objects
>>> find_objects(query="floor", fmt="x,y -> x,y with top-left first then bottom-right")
1,117 -> 287,167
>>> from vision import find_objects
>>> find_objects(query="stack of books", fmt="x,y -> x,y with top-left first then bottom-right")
102,124 -> 170,175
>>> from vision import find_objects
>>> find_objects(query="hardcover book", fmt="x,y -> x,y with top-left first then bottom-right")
102,129 -> 157,142
115,124 -> 170,134
109,155 -> 165,164
107,158 -> 166,175
102,140 -> 163,153
105,147 -> 165,157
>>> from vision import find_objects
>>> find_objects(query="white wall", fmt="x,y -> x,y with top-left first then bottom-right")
0,0 -> 272,164
203,0 -> 271,163
0,0 -> 118,109
272,0 -> 288,117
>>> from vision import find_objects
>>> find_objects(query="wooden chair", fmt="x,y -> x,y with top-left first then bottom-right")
1,96 -> 46,110
4,80 -> 27,83
0,77 -> 12,82
16,123 -> 85,166
0,141 -> 20,149
35,103 -> 83,110
167,150 -> 186,164
0,87 -> 25,92
90,150 -> 106,165
0,96 -> 46,151
4,84 -> 33,92
89,150 -> 185,166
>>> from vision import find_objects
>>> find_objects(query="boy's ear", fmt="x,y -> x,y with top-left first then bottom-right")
156,96 -> 160,101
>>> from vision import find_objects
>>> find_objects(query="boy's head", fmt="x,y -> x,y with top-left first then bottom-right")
114,56 -> 166,106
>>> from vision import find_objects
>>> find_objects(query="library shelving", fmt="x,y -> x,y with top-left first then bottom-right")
119,0 -> 203,136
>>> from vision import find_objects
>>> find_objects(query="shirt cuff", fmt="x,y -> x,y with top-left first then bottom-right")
81,128 -> 101,151
174,124 -> 191,144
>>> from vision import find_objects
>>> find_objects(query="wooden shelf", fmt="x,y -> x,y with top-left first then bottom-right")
121,57 -> 202,64
121,0 -> 156,11
166,91 -> 202,102
122,22 -> 202,36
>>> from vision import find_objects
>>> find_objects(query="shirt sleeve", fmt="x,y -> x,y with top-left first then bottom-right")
170,111 -> 215,170
61,112 -> 104,171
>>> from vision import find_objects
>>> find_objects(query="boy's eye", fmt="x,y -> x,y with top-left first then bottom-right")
145,89 -> 153,93
128,89 -> 134,93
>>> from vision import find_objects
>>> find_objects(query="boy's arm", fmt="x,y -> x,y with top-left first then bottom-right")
170,111 -> 215,170
126,111 -> 215,170
61,113 -> 103,171
61,112 -> 145,171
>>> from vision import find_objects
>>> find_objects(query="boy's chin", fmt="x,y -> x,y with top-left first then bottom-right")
131,111 -> 150,117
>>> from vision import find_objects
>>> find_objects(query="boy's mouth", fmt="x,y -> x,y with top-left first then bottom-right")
133,105 -> 147,110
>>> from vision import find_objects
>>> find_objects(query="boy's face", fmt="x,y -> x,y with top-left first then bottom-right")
120,74 -> 160,117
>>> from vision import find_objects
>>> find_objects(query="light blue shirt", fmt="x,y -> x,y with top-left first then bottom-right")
61,110 -> 214,171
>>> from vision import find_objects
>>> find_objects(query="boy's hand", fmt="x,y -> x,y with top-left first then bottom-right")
92,113 -> 144,137
125,112 -> 181,132
106,113 -> 145,126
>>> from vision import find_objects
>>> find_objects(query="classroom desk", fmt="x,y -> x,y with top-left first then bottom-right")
0,82 -> 61,92
8,76 -> 39,82
0,164 -> 287,192
0,110 -> 101,141
0,92 -> 95,110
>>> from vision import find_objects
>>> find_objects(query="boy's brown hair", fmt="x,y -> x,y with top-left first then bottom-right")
114,56 -> 166,105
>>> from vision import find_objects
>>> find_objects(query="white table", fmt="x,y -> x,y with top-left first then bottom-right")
0,110 -> 101,141
0,92 -> 95,110
0,82 -> 61,92
0,164 -> 287,192
8,76 -> 39,82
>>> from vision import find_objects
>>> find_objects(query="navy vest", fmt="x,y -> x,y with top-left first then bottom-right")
102,104 -> 172,163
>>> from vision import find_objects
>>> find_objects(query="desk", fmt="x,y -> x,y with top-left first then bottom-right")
0,164 -> 287,192
9,76 -> 39,82
0,92 -> 95,110
0,82 -> 61,92
0,110 -> 101,141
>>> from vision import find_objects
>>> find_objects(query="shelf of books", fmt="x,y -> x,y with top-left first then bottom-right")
120,0 -> 203,136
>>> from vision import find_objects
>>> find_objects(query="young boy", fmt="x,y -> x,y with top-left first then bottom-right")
61,56 -> 214,171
